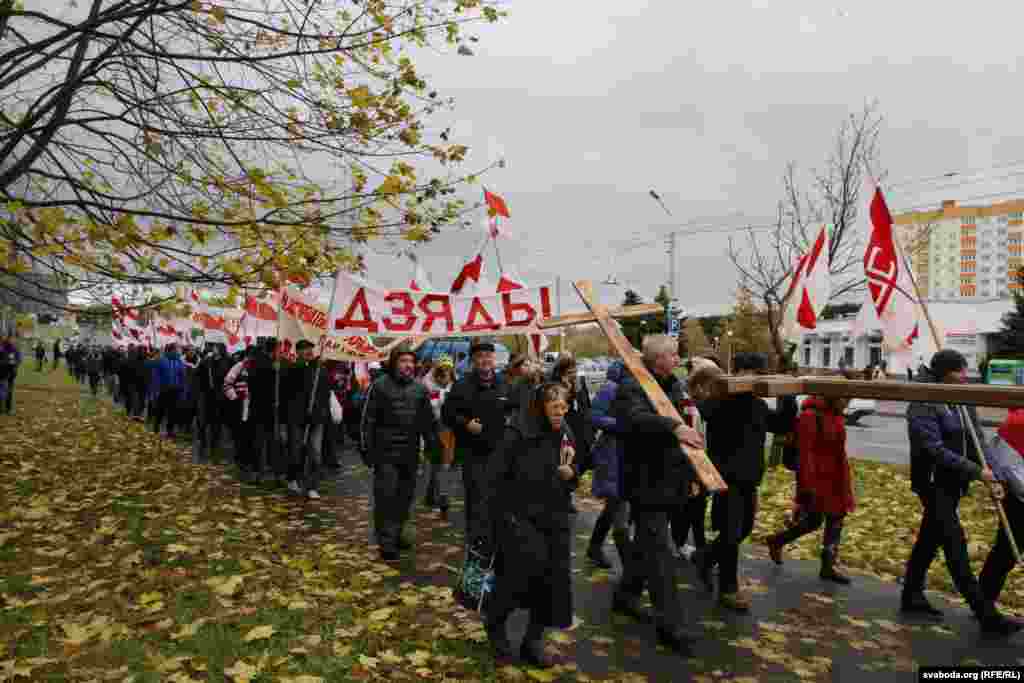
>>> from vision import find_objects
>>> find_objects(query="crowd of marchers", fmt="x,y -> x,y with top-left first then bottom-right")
15,334 -> 1024,668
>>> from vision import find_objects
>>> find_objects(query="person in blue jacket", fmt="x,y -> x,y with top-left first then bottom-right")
150,344 -> 186,437
901,349 -> 1020,636
586,360 -> 631,569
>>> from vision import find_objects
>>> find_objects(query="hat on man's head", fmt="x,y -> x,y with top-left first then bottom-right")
470,340 -> 496,355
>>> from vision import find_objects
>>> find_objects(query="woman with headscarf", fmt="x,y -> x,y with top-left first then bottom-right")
484,382 -> 577,668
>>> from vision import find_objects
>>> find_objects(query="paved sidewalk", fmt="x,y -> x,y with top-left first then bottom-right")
322,451 -> 1024,682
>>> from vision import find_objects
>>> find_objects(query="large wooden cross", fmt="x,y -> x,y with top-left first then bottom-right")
710,375 -> 1024,410
573,280 -> 728,492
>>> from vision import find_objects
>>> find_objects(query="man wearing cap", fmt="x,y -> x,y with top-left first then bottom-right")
902,348 -> 1020,635
362,344 -> 439,561
442,340 -> 508,546
980,409 -> 1024,609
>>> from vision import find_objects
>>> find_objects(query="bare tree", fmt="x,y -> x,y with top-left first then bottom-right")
728,103 -> 884,367
0,0 -> 504,308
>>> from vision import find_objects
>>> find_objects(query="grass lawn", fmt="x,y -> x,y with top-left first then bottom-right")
1,365 -> 1021,682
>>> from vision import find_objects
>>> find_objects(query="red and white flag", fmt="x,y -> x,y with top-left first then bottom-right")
484,189 -> 510,238
862,184 -> 919,354
781,225 -> 831,340
494,267 -> 549,356
450,233 -> 490,294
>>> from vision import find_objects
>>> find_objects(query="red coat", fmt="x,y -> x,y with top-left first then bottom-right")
795,398 -> 855,515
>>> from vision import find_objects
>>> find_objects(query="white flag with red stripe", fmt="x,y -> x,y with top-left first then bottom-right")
780,225 -> 831,340
495,268 -> 549,356
409,261 -> 434,292
862,184 -> 919,354
450,233 -> 490,294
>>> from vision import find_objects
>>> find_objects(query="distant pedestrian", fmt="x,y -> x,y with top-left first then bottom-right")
34,342 -> 45,371
0,336 -> 22,414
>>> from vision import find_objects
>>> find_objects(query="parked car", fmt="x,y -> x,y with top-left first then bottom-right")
765,395 -> 877,427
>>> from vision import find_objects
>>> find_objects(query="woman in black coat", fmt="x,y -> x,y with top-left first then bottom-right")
484,382 -> 577,669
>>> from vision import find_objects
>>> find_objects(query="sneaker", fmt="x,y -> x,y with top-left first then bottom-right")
679,543 -> 696,561
718,591 -> 752,613
287,480 -> 302,495
307,489 -> 321,500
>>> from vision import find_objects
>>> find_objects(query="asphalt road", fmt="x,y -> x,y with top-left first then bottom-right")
845,414 -> 996,465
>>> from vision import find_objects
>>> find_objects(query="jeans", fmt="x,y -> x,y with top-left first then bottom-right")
285,422 -> 324,490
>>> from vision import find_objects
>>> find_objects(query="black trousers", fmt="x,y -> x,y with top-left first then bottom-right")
903,487 -> 990,617
88,373 -> 101,396
709,485 -> 757,595
463,457 -> 490,544
151,387 -> 182,435
671,493 -> 708,550
618,506 -> 684,631
980,494 -> 1024,605
374,461 -> 418,552
590,496 -> 630,548
771,509 -> 844,550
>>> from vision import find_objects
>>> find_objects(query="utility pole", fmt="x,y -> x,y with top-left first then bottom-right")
650,190 -> 676,334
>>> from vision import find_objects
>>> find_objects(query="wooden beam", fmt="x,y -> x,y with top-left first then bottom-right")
536,303 -> 662,330
573,280 -> 727,493
712,375 -> 1024,410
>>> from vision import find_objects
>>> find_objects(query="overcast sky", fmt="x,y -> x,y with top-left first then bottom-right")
354,0 -> 1024,317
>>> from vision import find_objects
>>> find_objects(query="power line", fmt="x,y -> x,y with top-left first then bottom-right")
887,157 -> 1024,191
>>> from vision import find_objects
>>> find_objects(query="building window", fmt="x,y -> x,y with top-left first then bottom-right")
822,345 -> 832,368
844,346 -> 854,367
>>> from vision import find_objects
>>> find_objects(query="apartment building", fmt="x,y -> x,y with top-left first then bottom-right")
895,199 -> 1024,300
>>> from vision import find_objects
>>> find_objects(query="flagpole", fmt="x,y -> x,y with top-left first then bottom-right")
885,185 -> 1022,564
491,227 -> 505,275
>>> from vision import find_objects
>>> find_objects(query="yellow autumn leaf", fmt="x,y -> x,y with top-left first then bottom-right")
138,591 -> 163,606
206,575 -> 244,596
526,668 -> 557,682
406,650 -> 430,667
224,659 -> 260,683
279,677 -> 325,683
171,618 -> 209,641
367,607 -> 393,622
60,621 -> 93,646
357,655 -> 379,669
242,624 -> 276,642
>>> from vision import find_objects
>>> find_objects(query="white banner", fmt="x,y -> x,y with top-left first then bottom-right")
327,271 -> 554,337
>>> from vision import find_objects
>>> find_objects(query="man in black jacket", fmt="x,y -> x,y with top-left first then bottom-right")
442,340 -> 508,547
281,340 -> 332,498
363,344 -> 438,561
692,352 -> 797,613
611,334 -> 705,657
192,344 -> 231,464
901,349 -> 1019,635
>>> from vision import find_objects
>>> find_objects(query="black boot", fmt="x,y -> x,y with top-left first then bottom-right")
520,622 -> 550,668
485,611 -> 514,658
612,529 -> 632,567
900,590 -> 943,618
611,589 -> 651,623
819,545 -> 850,584
692,546 -> 714,591
766,534 -> 784,566
587,542 -> 613,569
